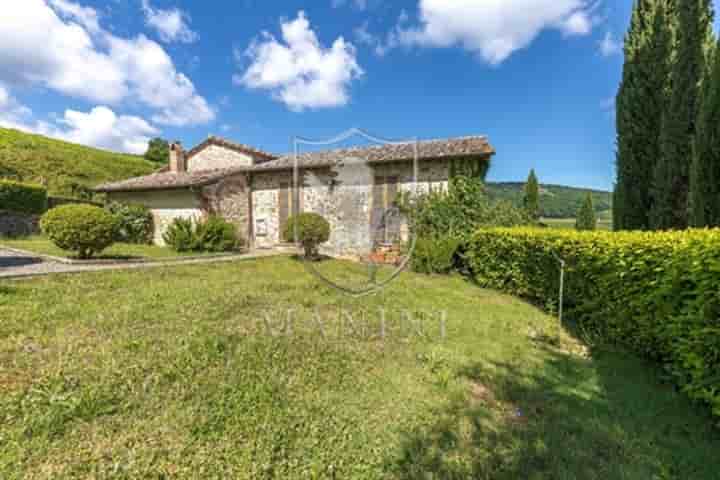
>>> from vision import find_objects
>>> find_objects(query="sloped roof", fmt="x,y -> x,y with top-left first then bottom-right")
187,136 -> 277,161
95,135 -> 494,193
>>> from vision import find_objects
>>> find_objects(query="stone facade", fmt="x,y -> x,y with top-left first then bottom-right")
97,136 -> 493,256
249,159 -> 451,256
200,173 -> 251,246
0,210 -> 40,237
188,145 -> 256,172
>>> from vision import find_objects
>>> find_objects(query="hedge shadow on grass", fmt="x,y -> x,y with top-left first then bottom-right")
386,347 -> 720,479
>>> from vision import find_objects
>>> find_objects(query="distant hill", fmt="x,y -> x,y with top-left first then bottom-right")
486,182 -> 612,218
0,127 -> 156,197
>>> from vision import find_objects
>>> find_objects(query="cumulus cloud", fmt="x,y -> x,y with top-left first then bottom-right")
599,31 -> 622,57
236,12 -> 363,111
57,106 -> 159,154
0,0 -> 213,126
141,0 -> 198,44
0,85 -> 35,131
0,89 -> 157,154
393,0 -> 597,65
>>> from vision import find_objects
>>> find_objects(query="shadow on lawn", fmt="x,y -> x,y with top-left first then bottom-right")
387,346 -> 720,479
0,255 -> 42,268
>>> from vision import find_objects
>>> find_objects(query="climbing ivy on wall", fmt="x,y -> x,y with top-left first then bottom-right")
449,156 -> 490,181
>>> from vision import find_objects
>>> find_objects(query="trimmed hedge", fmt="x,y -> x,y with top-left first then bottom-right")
466,227 -> 720,418
0,179 -> 47,215
40,204 -> 117,259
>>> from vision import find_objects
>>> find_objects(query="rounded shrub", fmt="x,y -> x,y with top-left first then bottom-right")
163,216 -> 240,253
282,212 -> 330,259
40,204 -> 118,259
195,216 -> 239,252
106,202 -> 153,244
162,217 -> 195,252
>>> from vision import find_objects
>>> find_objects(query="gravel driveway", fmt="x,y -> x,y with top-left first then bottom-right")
0,247 -> 285,279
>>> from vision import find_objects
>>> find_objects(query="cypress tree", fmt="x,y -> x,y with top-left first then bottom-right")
690,39 -> 720,226
652,0 -> 713,229
614,0 -> 674,231
523,169 -> 540,221
576,193 -> 597,231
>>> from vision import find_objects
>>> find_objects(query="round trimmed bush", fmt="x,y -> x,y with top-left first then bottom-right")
282,212 -> 330,259
40,204 -> 118,259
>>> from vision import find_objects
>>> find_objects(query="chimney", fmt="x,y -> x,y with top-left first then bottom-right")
169,142 -> 186,173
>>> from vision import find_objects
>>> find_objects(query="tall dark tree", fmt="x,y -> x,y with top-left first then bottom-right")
144,137 -> 170,165
576,193 -> 597,231
690,39 -> 720,226
523,169 -> 540,221
652,0 -> 713,229
614,0 -> 674,231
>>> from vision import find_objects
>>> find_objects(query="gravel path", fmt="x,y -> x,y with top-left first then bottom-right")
0,247 -> 286,279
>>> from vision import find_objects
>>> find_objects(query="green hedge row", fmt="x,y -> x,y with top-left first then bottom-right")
466,227 -> 720,417
0,179 -> 47,215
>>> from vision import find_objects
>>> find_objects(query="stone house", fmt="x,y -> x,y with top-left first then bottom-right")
95,135 -> 495,256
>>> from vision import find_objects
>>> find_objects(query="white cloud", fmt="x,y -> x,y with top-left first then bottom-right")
237,11 -> 363,111
0,85 -> 35,130
393,0 -> 598,65
58,106 -> 159,154
0,0 -> 213,126
599,31 -> 622,57
141,0 -> 198,44
0,88 -> 157,154
49,0 -> 100,33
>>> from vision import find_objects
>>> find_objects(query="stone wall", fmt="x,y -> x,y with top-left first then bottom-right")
0,210 -> 40,237
251,172 -> 292,249
250,159 -> 451,256
200,173 -> 250,246
107,190 -> 203,246
188,145 -> 256,172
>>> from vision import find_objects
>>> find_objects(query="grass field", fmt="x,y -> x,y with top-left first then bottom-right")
0,127 -> 156,197
542,215 -> 613,230
0,236 -> 234,261
1,257 -> 718,478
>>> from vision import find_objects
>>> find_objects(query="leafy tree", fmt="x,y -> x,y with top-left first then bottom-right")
144,137 -> 169,165
653,0 -> 713,229
690,39 -> 720,226
523,169 -> 540,220
400,176 -> 531,240
576,193 -> 597,231
615,0 -> 674,230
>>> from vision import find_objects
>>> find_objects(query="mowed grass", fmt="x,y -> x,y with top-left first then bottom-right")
0,236 -> 235,260
1,257 -> 718,479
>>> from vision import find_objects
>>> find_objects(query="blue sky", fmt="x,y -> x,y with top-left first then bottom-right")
0,1 -> 668,190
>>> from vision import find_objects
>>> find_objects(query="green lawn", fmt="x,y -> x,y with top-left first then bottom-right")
0,236 -> 234,260
1,257 -> 718,478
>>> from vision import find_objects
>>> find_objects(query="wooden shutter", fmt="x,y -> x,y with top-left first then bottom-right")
385,176 -> 400,243
279,182 -> 290,241
372,176 -> 385,244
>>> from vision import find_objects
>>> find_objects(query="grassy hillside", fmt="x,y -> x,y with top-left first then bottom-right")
487,182 -> 611,218
0,127 -> 156,197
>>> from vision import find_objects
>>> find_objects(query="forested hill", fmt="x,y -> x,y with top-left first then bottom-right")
0,127 -> 156,197
486,182 -> 612,218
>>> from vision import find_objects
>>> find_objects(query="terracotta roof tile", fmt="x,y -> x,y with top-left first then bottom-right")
95,135 -> 494,192
186,136 -> 276,161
